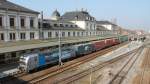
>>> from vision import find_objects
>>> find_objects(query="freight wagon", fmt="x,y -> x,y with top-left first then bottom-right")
105,38 -> 114,47
92,40 -> 106,51
113,38 -> 120,45
118,35 -> 129,43
73,43 -> 95,56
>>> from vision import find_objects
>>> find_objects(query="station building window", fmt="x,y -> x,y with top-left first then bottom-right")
20,17 -> 25,27
0,16 -> 3,27
62,32 -> 65,37
0,54 -> 5,63
82,32 -> 84,36
10,17 -> 15,27
68,32 -> 70,37
55,32 -> 59,37
30,32 -> 35,39
73,32 -> 76,36
86,32 -> 88,36
90,24 -> 92,30
30,18 -> 34,28
54,24 -> 58,27
90,32 -> 92,36
20,33 -> 26,40
77,32 -> 80,36
9,33 -> 16,40
0,33 -> 4,41
48,32 -> 52,37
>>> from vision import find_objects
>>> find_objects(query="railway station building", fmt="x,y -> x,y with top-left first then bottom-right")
0,0 -> 119,64
0,0 -> 39,42
41,10 -> 115,39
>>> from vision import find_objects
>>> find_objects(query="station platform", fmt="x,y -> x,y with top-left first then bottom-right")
0,35 -> 117,54
0,63 -> 18,79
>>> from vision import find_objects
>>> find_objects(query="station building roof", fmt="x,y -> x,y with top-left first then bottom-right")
0,0 -> 39,14
96,25 -> 110,31
42,27 -> 85,31
40,19 -> 83,30
60,11 -> 95,21
0,35 -> 117,54
96,21 -> 117,26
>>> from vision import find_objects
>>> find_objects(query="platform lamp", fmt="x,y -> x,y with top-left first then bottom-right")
58,30 -> 63,66
40,11 -> 43,40
90,63 -> 94,84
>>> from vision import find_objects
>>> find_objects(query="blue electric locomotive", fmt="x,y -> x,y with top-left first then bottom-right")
19,47 -> 76,72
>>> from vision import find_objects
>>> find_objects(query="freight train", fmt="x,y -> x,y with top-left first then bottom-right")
19,36 -> 128,72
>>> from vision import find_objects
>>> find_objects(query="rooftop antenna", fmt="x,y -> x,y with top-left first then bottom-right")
111,18 -> 117,24
81,8 -> 84,11
85,9 -> 87,12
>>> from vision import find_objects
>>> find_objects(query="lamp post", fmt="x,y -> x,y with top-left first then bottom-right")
58,30 -> 62,66
90,63 -> 94,84
40,11 -> 43,40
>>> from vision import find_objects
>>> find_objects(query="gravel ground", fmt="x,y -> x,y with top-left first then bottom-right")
131,48 -> 150,84
121,47 -> 146,84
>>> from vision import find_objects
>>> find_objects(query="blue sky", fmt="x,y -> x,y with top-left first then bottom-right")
9,0 -> 150,31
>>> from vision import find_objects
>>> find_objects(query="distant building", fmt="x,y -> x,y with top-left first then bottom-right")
40,10 -> 115,39
96,21 -> 117,30
40,19 -> 85,39
50,10 -> 60,21
61,10 -> 97,31
96,20 -> 119,34
0,0 -> 39,42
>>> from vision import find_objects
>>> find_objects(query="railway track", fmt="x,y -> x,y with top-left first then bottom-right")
30,43 -> 128,84
45,48 -> 139,84
1,42 -> 127,84
108,46 -> 144,84
139,48 -> 150,84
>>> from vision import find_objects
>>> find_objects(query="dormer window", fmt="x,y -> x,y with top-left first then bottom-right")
75,25 -> 78,27
54,24 -> 58,27
60,24 -> 63,27
65,24 -> 68,27
70,25 -> 73,27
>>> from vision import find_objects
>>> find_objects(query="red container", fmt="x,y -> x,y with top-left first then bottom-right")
113,39 -> 120,45
105,39 -> 114,47
92,40 -> 106,51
